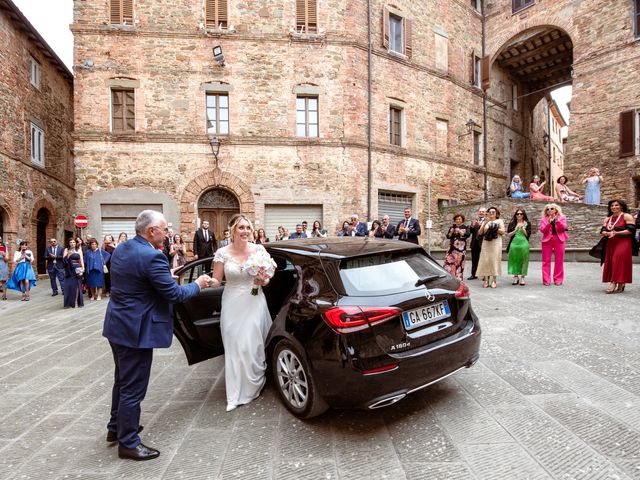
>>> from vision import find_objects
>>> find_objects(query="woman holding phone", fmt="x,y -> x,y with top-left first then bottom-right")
7,241 -> 37,301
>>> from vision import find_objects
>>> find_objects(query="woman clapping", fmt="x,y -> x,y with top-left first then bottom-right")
506,209 -> 531,285
539,204 -> 568,286
477,207 -> 505,288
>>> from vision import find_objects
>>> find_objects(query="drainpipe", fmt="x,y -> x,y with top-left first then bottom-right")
367,0 -> 373,220
481,0 -> 488,202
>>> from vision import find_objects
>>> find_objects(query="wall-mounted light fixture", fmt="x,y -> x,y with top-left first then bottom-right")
457,119 -> 478,138
209,136 -> 221,168
543,132 -> 550,147
212,45 -> 225,66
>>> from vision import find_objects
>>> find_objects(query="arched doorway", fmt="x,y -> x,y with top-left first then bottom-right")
36,208 -> 50,274
197,189 -> 240,242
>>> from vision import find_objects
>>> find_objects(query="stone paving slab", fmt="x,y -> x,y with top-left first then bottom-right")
0,262 -> 638,479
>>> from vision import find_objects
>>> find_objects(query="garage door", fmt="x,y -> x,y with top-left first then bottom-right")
101,203 -> 163,239
378,192 -> 413,225
263,205 -> 323,240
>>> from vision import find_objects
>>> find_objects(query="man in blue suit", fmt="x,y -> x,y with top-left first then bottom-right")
348,214 -> 368,237
396,207 -> 422,244
44,238 -> 65,296
103,210 -> 211,461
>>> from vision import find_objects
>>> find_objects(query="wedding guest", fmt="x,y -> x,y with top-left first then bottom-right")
443,214 -> 470,281
396,208 -> 421,244
477,207 -> 504,288
7,241 -> 36,301
0,236 -> 9,301
63,238 -> 84,308
301,221 -> 309,237
368,220 -> 382,238
509,175 -> 530,199
581,168 -> 603,205
169,234 -> 187,269
85,238 -> 110,301
289,224 -> 308,239
209,214 -> 273,412
76,236 -> 89,298
311,220 -> 327,238
348,214 -> 368,237
116,232 -> 128,246
44,238 -> 65,297
256,228 -> 269,244
337,221 -> 350,237
600,199 -> 635,294
555,176 -> 581,203
506,209 -> 531,286
539,203 -> 568,286
274,226 -> 287,242
529,175 -> 555,201
103,235 -> 116,295
468,207 -> 487,280
374,215 -> 396,239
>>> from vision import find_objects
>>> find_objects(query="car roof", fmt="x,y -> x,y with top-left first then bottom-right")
263,237 -> 423,260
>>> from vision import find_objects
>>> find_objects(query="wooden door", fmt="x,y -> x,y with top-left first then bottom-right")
199,208 -> 239,244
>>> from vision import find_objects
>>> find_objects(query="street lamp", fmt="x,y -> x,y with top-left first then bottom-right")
209,136 -> 220,168
458,119 -> 478,138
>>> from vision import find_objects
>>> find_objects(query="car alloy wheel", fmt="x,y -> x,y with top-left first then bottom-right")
276,348 -> 308,408
271,339 -> 328,419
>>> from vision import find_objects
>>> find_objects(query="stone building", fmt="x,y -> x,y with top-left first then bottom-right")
0,0 -> 75,274
71,0 -> 640,251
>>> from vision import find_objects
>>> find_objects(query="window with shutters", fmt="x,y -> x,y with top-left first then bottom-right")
111,89 -> 135,132
473,131 -> 483,166
635,0 -> 640,37
296,96 -> 319,137
389,106 -> 403,146
30,123 -> 45,166
110,0 -> 133,25
205,0 -> 228,29
512,0 -> 534,13
296,0 -> 317,33
206,93 -> 229,135
619,110 -> 638,157
472,54 -> 481,87
383,8 -> 412,58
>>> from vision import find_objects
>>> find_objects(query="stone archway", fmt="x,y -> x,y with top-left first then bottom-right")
197,188 -> 240,242
30,199 -> 58,274
180,170 -> 255,254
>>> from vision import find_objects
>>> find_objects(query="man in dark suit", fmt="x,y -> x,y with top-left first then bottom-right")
396,208 -> 421,244
103,210 -> 211,461
44,238 -> 65,296
468,207 -> 487,279
348,214 -> 368,237
193,220 -> 217,272
375,215 -> 396,239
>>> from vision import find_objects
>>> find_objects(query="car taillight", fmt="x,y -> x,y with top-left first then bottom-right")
455,282 -> 470,300
323,306 -> 401,334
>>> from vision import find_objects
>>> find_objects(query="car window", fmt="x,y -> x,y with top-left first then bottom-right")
178,267 -> 192,286
339,252 -> 444,295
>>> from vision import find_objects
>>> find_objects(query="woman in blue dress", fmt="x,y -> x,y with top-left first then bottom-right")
0,236 -> 9,301
63,238 -> 85,308
509,175 -> 530,199
581,168 -> 603,205
84,238 -> 110,301
7,241 -> 37,301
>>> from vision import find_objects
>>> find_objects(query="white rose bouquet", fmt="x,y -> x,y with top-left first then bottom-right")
243,249 -> 277,295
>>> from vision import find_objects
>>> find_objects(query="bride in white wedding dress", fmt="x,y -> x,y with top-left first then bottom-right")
209,214 -> 273,412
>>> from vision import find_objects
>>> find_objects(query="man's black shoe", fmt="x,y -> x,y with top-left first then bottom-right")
52,292 -> 58,296
106,425 -> 143,443
118,443 -> 159,461
467,276 -> 478,280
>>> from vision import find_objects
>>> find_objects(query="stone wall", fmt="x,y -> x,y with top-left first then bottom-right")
0,0 -> 75,273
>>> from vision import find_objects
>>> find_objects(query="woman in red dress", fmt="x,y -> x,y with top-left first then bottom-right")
601,199 -> 635,293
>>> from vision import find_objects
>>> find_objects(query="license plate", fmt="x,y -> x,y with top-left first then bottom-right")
402,301 -> 451,331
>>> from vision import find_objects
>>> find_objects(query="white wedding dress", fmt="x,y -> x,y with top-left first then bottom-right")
213,245 -> 273,411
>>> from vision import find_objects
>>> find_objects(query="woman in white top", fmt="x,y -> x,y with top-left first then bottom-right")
7,241 -> 37,301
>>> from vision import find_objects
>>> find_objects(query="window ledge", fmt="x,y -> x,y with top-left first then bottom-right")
388,50 -> 408,60
289,31 -> 325,41
204,27 -> 235,35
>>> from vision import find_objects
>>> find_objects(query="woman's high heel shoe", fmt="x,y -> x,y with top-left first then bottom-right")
512,277 -> 519,285
614,283 -> 625,293
606,283 -> 616,294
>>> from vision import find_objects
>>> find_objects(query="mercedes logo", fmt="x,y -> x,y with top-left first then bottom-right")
424,290 -> 435,302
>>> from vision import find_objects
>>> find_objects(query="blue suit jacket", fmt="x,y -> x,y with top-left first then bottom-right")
103,235 -> 201,349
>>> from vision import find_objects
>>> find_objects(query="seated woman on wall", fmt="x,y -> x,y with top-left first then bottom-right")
529,175 -> 555,202
555,175 -> 581,203
509,175 -> 530,199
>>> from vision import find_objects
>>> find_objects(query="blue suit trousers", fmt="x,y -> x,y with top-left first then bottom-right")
108,342 -> 153,448
47,265 -> 65,294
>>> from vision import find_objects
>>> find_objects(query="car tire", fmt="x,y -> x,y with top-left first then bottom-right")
271,339 -> 328,419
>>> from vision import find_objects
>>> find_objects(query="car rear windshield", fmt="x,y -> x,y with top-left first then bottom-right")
338,251 -> 444,296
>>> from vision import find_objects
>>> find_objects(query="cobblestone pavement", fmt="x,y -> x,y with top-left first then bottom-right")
0,262 -> 639,480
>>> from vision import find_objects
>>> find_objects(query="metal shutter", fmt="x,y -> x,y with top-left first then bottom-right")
263,205 -> 323,240
378,192 -> 413,225
101,219 -> 136,239
100,203 -> 163,240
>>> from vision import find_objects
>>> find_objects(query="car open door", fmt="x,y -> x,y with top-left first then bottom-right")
173,258 -> 225,365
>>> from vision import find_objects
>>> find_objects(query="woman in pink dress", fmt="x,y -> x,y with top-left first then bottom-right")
539,203 -> 568,286
529,176 -> 555,202
600,199 -> 635,294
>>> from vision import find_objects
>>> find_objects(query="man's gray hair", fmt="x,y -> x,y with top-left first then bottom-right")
135,210 -> 165,235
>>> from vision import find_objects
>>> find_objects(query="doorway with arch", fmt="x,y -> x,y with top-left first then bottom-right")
197,189 -> 240,243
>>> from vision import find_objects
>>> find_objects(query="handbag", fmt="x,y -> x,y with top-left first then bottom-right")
100,250 -> 108,273
588,236 -> 607,265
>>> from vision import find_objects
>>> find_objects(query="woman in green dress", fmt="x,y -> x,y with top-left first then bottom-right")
506,209 -> 531,285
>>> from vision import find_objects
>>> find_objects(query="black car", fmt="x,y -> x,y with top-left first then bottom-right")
173,237 -> 481,418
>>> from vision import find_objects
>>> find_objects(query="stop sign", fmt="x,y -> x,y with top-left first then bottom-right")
74,215 -> 88,228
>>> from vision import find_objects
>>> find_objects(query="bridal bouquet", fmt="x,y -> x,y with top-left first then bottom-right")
243,250 -> 277,295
